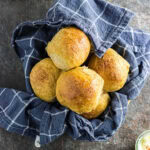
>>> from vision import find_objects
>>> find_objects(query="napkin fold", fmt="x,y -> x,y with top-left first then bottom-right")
0,0 -> 150,146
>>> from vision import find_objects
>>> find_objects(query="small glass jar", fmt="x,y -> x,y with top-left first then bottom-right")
135,130 -> 150,150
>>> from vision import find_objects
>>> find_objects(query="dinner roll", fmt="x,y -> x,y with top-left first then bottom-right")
88,48 -> 130,92
56,67 -> 104,114
82,92 -> 110,119
30,58 -> 61,102
46,27 -> 91,70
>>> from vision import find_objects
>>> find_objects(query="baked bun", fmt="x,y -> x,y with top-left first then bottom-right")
82,92 -> 110,119
56,67 -> 104,114
88,48 -> 130,92
30,58 -> 61,102
46,27 -> 91,70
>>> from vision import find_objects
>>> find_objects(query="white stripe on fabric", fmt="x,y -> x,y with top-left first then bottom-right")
69,0 -> 87,22
89,2 -> 124,32
136,52 -> 150,59
90,24 -> 112,50
29,113 -> 41,122
106,115 -> 113,121
114,107 -> 127,111
46,0 -> 61,16
130,67 -> 138,73
30,37 -> 33,47
130,81 -> 140,93
0,105 -> 28,128
116,43 -> 135,59
101,0 -> 132,14
24,55 -> 40,61
88,3 -> 108,31
12,90 -> 27,105
41,124 -> 66,137
22,119 -> 29,136
0,105 -> 39,133
116,93 -> 123,128
47,111 -> 52,141
44,109 -> 68,116
122,46 -> 127,57
68,121 -> 81,137
119,37 -> 146,52
52,7 -> 56,21
25,76 -> 29,79
94,24 -> 112,44
131,27 -> 136,51
86,0 -> 99,16
16,37 -> 47,46
124,30 -> 150,36
24,48 -> 35,77
7,97 -> 36,130
138,51 -> 150,67
94,122 -> 103,130
128,69 -> 148,93
0,88 -> 6,96
58,3 -> 92,23
33,38 -> 47,45
97,36 -> 112,44
15,38 -> 32,43
76,115 -> 96,140
72,116 -> 82,136
4,90 -> 21,112
17,26 -> 23,37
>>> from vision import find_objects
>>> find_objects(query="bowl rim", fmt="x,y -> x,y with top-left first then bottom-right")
135,130 -> 150,150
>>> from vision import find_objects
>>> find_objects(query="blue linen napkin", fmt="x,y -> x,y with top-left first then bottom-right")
0,0 -> 150,146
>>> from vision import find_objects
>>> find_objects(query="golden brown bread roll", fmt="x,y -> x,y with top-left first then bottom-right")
30,58 -> 61,102
88,48 -> 130,92
82,92 -> 110,119
56,67 -> 104,114
46,27 -> 91,70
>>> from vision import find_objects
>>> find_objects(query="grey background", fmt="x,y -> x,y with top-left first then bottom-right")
0,0 -> 150,150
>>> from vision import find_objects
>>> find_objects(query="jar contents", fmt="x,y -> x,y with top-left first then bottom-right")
138,133 -> 150,150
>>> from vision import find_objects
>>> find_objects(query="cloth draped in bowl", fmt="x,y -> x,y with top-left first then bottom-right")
0,0 -> 150,146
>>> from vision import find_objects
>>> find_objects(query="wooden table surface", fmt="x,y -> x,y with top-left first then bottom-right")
0,0 -> 150,150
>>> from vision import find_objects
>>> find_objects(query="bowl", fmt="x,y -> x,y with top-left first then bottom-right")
135,130 -> 150,150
